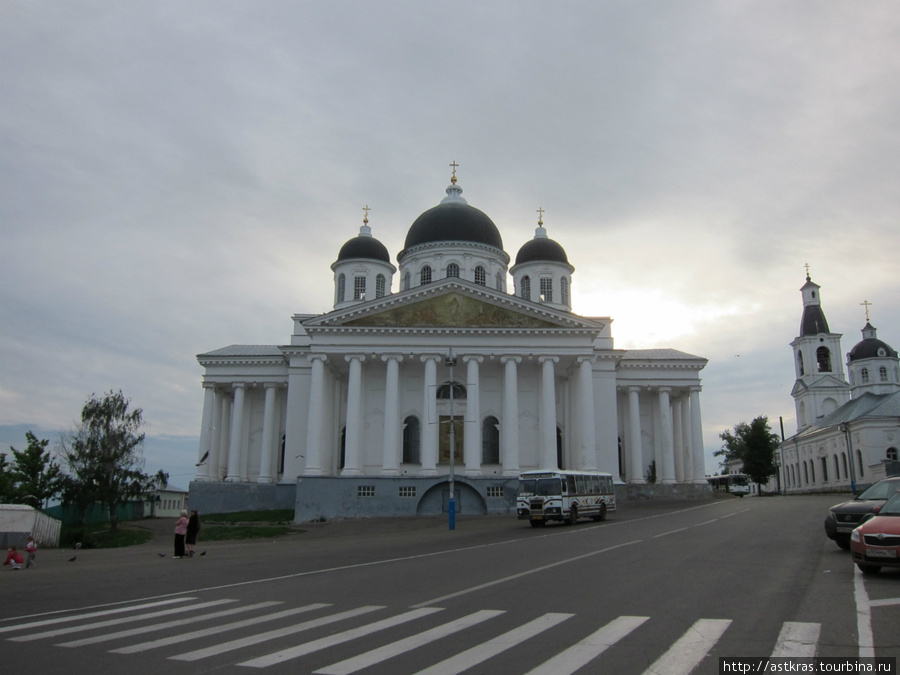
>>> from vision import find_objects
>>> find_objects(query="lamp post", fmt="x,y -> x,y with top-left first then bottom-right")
446,349 -> 457,530
839,421 -> 857,493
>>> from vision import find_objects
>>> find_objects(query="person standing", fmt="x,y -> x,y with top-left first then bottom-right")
173,510 -> 189,558
24,536 -> 37,569
186,510 -> 200,557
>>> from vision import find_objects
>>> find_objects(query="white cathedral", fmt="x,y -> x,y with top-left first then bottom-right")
782,273 -> 900,492
189,170 -> 710,520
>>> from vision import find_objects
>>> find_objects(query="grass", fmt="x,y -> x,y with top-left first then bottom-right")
60,523 -> 154,549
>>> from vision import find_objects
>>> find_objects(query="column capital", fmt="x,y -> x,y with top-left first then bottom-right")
627,385 -> 642,394
500,355 -> 522,365
381,354 -> 404,364
232,381 -> 247,390
344,354 -> 367,364
657,386 -> 672,394
462,354 -> 484,364
690,385 -> 703,394
577,355 -> 597,365
307,353 -> 328,364
538,355 -> 560,365
202,382 -> 217,390
263,381 -> 283,390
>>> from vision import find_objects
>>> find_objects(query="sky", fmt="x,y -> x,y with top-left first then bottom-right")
2,1 -> 899,487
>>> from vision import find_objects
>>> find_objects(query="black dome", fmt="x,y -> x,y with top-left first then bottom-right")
848,335 -> 898,362
800,306 -> 830,336
515,237 -> 569,265
337,235 -> 390,263
403,202 -> 503,251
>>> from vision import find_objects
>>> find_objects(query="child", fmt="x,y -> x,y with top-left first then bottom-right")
25,535 -> 37,569
4,547 -> 24,570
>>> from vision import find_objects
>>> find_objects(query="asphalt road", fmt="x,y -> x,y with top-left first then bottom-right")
2,495 -> 898,674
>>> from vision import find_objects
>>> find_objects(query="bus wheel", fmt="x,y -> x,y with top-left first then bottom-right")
566,506 -> 578,525
593,504 -> 607,522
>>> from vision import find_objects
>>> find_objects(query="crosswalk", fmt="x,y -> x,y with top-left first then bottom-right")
4,596 -> 822,674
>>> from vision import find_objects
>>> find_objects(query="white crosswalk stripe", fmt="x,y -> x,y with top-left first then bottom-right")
5,597 -> 825,674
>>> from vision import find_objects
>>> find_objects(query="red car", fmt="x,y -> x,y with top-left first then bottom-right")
850,491 -> 900,574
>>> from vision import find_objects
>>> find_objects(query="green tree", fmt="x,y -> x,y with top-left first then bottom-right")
0,452 -> 16,502
58,391 -> 168,529
8,432 -> 65,508
716,416 -> 780,489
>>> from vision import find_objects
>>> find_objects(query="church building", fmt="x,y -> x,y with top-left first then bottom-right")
189,169 -> 710,520
782,272 -> 900,492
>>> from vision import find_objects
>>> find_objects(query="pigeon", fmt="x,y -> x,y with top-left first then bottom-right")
68,555 -> 77,562
199,551 -> 207,557
157,553 -> 166,558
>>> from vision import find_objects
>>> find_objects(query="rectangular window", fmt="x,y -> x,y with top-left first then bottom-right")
357,485 -> 375,498
540,278 -> 553,302
354,276 -> 366,300
399,486 -> 417,498
486,486 -> 504,498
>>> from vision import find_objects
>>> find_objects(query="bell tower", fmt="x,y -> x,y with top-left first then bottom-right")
789,269 -> 850,432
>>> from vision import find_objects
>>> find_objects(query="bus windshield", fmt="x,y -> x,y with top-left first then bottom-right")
518,478 -> 537,496
536,478 -> 561,496
730,475 -> 748,486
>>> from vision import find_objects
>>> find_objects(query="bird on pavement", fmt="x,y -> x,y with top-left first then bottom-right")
157,553 -> 166,558
199,551 -> 207,557
68,555 -> 77,562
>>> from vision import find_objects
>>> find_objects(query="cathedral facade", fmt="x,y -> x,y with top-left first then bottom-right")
782,274 -> 900,492
189,172 -> 709,520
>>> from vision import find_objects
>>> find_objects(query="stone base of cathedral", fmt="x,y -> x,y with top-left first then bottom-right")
188,480 -> 298,516
622,483 -> 714,501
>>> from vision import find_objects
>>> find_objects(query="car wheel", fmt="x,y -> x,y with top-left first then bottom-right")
857,563 -> 881,575
836,539 -> 851,551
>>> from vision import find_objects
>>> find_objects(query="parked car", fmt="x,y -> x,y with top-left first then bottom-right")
824,477 -> 900,550
850,491 -> 900,574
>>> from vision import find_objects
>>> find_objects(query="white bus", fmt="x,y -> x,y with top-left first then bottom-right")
707,473 -> 751,496
517,470 -> 616,527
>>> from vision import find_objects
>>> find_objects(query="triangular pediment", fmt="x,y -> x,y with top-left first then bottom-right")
304,281 -> 604,331
347,291 -> 559,328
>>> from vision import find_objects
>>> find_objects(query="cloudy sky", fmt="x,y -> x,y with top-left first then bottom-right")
2,1 -> 899,486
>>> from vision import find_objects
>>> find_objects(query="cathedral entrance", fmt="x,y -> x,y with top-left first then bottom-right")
438,415 -> 464,464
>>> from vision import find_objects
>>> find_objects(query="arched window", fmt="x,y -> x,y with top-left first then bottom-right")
436,382 -> 467,399
337,273 -> 346,303
809,460 -> 815,484
420,266 -> 432,285
833,455 -> 840,481
861,368 -> 870,384
880,366 -> 888,382
821,457 -> 828,482
482,416 -> 500,464
842,452 -> 849,479
857,449 -> 865,477
403,271 -> 411,290
561,277 -> 570,306
521,275 -> 531,300
446,263 -> 460,278
496,272 -> 503,290
888,448 -> 899,460
376,274 -> 386,298
402,416 -> 421,464
816,346 -> 832,372
474,265 -> 486,285
797,351 -> 804,376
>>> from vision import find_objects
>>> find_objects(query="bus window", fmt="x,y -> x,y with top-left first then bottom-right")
518,478 -> 536,496
567,476 -> 576,494
536,478 -> 561,496
590,476 -> 600,494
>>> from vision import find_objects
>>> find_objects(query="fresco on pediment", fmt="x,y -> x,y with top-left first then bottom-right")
344,293 -> 560,328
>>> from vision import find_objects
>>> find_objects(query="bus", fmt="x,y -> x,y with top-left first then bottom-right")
707,473 -> 751,496
517,470 -> 616,527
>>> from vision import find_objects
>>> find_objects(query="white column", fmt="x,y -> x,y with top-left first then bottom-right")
690,386 -> 707,483
464,355 -> 483,476
342,355 -> 366,476
501,356 -> 521,476
578,357 -> 597,470
208,387 -> 223,481
303,354 -> 328,475
381,354 -> 403,475
257,383 -> 279,484
628,386 -> 645,484
420,355 -> 439,476
226,383 -> 246,482
195,384 -> 215,481
672,397 -> 684,483
216,393 -> 231,481
539,356 -> 559,469
681,392 -> 694,483
658,387 -> 676,484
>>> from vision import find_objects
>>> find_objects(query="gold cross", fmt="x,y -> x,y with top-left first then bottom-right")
362,205 -> 371,224
804,262 -> 810,279
861,299 -> 872,322
536,207 -> 545,225
449,160 -> 459,184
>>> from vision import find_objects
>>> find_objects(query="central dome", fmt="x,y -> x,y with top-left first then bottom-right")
401,182 -> 503,253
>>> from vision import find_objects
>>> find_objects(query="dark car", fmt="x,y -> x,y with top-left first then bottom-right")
850,491 -> 900,574
825,477 -> 900,549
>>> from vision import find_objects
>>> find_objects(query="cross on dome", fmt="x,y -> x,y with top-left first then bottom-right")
861,299 -> 873,323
